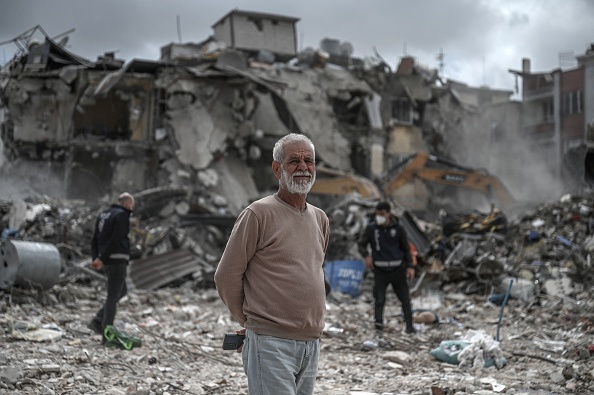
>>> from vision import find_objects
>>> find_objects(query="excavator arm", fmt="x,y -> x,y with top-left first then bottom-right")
310,166 -> 383,199
310,152 -> 514,209
383,152 -> 515,208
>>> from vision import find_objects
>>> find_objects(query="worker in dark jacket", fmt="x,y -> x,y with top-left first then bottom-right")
87,192 -> 135,341
358,201 -> 416,333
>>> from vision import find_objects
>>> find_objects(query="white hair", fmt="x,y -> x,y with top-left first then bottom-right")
272,133 -> 315,163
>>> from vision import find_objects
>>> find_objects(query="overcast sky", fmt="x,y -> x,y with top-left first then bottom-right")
1,0 -> 593,94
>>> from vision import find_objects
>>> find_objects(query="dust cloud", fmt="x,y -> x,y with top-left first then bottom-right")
450,103 -> 566,210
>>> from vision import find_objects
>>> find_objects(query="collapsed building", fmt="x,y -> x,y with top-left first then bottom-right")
3,15 -> 594,394
3,10 -> 584,294
0,10 -> 536,221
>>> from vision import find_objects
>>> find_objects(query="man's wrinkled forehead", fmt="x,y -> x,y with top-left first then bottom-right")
283,142 -> 314,160
286,150 -> 314,160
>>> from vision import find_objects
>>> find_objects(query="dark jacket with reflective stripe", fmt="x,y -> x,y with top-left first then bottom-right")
358,214 -> 413,268
91,204 -> 132,262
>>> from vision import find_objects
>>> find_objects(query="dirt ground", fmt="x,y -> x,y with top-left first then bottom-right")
1,271 -> 593,395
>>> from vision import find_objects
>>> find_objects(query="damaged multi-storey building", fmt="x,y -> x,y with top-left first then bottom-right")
1,10 -> 568,222
510,47 -> 594,195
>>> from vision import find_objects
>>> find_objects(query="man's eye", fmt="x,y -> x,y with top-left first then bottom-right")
287,158 -> 314,165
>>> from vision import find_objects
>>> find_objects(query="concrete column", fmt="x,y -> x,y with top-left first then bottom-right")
553,71 -> 562,180
370,143 -> 384,178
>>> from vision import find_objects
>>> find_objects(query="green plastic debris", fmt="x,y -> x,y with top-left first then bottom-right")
103,325 -> 142,350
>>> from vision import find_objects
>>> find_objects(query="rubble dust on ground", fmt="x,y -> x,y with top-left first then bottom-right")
1,192 -> 594,395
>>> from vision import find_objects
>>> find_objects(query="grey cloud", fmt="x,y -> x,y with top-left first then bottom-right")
1,0 -> 592,91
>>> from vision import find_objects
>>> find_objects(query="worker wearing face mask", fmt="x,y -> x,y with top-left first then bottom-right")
358,201 -> 415,333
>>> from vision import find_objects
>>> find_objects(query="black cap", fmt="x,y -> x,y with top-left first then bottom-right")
375,201 -> 391,212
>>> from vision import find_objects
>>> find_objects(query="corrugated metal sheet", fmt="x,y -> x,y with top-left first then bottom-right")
129,249 -> 201,290
399,210 -> 432,258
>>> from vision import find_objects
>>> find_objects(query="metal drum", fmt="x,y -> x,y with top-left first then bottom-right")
0,240 -> 61,289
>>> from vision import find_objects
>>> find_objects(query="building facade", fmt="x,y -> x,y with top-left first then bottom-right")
512,44 -> 594,189
211,10 -> 299,62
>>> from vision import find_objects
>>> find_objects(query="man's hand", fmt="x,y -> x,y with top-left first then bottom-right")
364,256 -> 373,270
90,258 -> 104,270
406,267 -> 415,282
236,328 -> 246,353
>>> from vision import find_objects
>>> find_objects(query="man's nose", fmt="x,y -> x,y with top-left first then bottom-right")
295,159 -> 309,171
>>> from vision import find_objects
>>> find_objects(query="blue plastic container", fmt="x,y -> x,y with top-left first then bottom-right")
324,260 -> 365,297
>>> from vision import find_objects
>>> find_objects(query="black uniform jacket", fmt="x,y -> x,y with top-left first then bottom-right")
91,204 -> 132,262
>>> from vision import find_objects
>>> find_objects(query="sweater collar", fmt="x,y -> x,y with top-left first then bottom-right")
273,193 -> 308,214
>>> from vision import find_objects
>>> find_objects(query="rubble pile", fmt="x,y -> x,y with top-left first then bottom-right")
1,193 -> 594,393
0,191 -> 233,291
1,265 -> 594,394
1,11 -> 594,394
434,194 -> 594,305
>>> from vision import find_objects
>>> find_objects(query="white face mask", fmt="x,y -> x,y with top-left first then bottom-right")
375,215 -> 387,225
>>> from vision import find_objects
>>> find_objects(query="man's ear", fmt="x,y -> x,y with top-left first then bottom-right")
272,161 -> 281,179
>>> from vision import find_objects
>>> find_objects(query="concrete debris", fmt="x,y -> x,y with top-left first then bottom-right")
0,269 -> 592,394
0,193 -> 592,392
1,12 -> 594,395
1,16 -> 547,218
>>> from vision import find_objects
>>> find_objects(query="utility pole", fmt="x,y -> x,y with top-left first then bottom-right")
177,15 -> 183,43
437,48 -> 445,77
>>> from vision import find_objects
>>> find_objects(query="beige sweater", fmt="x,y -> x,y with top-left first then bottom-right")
215,194 -> 329,340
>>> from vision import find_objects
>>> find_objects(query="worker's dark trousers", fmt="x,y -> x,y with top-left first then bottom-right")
373,266 -> 413,330
91,260 -> 128,333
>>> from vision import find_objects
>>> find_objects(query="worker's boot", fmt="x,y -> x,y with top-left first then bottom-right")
86,319 -> 102,335
405,314 -> 416,333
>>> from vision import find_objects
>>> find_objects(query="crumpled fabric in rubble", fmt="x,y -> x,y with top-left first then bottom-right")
8,316 -> 63,342
429,329 -> 506,369
457,329 -> 506,369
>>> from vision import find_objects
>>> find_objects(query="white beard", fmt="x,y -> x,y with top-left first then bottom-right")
280,167 -> 316,195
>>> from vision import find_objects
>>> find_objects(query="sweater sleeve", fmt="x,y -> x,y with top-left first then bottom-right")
214,208 -> 260,326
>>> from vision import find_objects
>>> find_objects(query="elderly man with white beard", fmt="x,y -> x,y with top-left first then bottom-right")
215,133 -> 330,395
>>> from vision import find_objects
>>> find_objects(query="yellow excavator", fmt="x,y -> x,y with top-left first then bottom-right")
310,151 -> 515,209
381,151 -> 516,208
311,165 -> 383,199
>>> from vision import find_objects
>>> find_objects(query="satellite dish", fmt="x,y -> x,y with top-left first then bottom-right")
57,36 -> 69,47
320,38 -> 340,55
298,47 -> 315,65
27,39 -> 43,50
339,41 -> 354,57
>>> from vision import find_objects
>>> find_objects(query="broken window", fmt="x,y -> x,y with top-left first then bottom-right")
542,98 -> 554,122
391,97 -> 413,124
331,93 -> 369,127
573,90 -> 583,114
24,42 -> 50,71
248,17 -> 264,31
73,92 -> 131,140
562,90 -> 583,116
